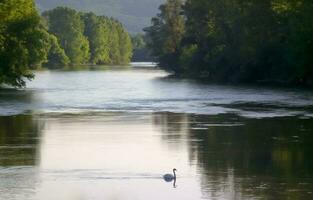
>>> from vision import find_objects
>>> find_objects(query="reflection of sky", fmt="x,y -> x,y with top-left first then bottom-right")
36,113 -> 201,200
40,115 -> 189,171
0,112 -> 313,199
1,69 -> 313,117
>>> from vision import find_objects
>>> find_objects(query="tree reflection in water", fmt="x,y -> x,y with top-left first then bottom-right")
0,115 -> 43,166
153,112 -> 313,199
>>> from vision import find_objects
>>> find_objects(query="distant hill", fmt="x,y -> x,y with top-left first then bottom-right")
35,0 -> 164,33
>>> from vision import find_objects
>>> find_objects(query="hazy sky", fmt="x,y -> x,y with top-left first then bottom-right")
35,0 -> 165,33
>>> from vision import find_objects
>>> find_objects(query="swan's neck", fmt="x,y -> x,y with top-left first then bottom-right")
173,170 -> 176,178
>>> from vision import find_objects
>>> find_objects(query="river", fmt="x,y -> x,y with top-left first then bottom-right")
0,67 -> 313,200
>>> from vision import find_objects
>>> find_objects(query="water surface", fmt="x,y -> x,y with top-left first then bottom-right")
0,68 -> 313,200
1,68 -> 313,117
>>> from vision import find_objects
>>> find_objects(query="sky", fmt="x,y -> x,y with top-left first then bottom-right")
35,0 -> 165,33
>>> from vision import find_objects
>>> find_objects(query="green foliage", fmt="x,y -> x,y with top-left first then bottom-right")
36,0 -> 165,33
116,22 -> 133,64
132,34 -> 146,49
0,3 -> 132,86
104,19 -> 133,65
43,7 -> 132,67
45,34 -> 70,68
179,44 -> 198,72
144,0 -> 185,71
146,0 -> 313,86
42,7 -> 90,65
0,0 -> 49,87
81,13 -> 110,64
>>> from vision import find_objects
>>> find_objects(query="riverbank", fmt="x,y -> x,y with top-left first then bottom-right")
166,73 -> 313,90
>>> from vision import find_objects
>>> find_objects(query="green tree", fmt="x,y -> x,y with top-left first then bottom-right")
281,0 -> 313,84
45,34 -> 70,68
132,34 -> 146,49
42,7 -> 90,66
117,22 -> 133,64
106,20 -> 121,65
0,0 -> 49,87
144,0 -> 185,72
81,13 -> 110,64
43,7 -> 132,67
146,0 -> 313,86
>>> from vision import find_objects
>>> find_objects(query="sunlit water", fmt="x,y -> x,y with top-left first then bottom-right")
0,67 -> 313,200
1,68 -> 313,117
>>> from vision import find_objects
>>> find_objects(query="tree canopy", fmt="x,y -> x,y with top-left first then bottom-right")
42,7 -> 90,66
43,7 -> 133,67
0,3 -> 133,87
36,0 -> 165,33
0,0 -> 49,87
145,0 -> 313,86
144,0 -> 185,71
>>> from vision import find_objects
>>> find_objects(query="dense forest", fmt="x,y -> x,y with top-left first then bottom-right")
43,7 -> 132,67
145,0 -> 313,86
0,0 -> 132,87
36,0 -> 165,33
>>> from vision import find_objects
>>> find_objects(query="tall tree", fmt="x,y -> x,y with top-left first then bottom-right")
145,0 -> 185,72
45,34 -> 70,68
146,0 -> 313,86
117,22 -> 133,64
81,13 -> 110,64
44,8 -> 132,67
42,7 -> 90,66
0,0 -> 49,87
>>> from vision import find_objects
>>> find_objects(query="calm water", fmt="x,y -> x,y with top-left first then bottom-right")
0,68 -> 313,200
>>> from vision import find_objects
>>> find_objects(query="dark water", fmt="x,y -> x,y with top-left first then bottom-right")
0,68 -> 313,200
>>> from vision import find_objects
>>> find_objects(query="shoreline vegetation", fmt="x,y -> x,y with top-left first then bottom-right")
2,0 -> 313,89
0,0 -> 132,87
43,7 -> 132,68
144,0 -> 313,87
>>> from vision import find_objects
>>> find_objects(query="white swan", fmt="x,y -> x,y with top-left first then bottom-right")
163,168 -> 177,182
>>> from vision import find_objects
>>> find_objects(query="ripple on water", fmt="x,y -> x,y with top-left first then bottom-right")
1,69 -> 313,117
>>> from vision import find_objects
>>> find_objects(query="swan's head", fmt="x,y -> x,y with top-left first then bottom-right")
173,168 -> 177,172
